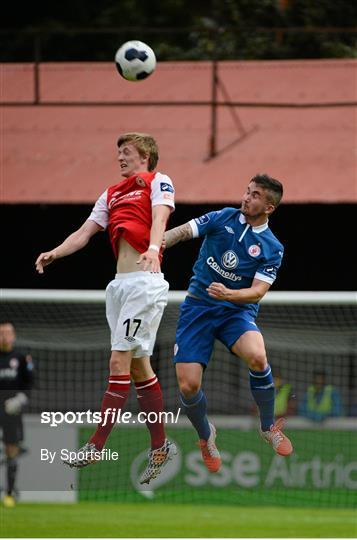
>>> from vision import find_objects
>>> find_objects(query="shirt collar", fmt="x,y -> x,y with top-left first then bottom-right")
239,212 -> 269,233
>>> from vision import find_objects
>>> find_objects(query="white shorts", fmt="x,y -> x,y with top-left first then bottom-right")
106,271 -> 169,357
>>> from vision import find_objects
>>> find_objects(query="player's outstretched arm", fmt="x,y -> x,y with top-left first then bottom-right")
164,222 -> 193,249
35,219 -> 102,274
207,278 -> 271,304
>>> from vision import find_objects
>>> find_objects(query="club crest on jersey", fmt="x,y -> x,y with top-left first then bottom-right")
136,176 -> 146,187
248,244 -> 261,257
9,358 -> 19,369
221,250 -> 238,269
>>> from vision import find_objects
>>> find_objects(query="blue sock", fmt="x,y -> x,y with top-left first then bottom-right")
249,364 -> 275,431
180,389 -> 211,440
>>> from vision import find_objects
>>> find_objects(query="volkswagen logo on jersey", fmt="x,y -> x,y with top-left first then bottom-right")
221,250 -> 238,269
248,244 -> 261,257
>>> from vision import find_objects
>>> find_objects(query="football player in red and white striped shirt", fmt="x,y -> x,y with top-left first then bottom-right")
35,133 -> 177,484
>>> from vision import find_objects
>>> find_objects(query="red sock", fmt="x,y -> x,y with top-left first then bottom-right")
135,376 -> 166,450
90,375 -> 130,450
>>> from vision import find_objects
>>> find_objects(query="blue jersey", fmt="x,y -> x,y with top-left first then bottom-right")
187,208 -> 284,316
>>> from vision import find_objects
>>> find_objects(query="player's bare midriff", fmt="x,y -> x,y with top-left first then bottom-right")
116,236 -> 148,273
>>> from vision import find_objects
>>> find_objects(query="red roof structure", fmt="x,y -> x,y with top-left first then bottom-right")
2,59 -> 356,203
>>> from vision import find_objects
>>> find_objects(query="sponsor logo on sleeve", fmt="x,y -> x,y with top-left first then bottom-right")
160,182 -> 174,193
248,244 -> 261,257
163,193 -> 174,200
195,214 -> 210,225
264,265 -> 278,276
26,354 -> 34,371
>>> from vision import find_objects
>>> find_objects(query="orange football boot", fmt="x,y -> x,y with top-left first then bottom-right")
197,423 -> 221,472
261,417 -> 293,456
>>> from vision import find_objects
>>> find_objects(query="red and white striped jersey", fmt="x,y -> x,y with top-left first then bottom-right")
88,171 -> 175,259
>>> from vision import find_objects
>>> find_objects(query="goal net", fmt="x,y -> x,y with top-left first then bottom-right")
1,289 -> 356,507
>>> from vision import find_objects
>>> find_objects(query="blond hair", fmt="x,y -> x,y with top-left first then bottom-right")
117,132 -> 159,171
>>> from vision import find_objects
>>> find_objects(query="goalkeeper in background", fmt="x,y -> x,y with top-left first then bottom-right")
0,322 -> 34,507
35,133 -> 176,484
164,174 -> 293,473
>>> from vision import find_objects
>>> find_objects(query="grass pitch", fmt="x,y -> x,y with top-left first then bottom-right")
1,502 -> 356,538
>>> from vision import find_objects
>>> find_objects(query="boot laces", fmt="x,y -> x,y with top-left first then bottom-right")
270,418 -> 285,447
198,436 -> 219,458
150,449 -> 167,465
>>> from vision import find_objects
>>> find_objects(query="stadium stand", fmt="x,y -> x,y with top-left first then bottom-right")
2,59 -> 357,203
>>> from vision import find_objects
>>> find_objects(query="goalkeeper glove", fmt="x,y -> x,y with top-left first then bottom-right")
4,392 -> 28,415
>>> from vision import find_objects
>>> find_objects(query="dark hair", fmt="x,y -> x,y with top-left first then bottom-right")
251,173 -> 283,208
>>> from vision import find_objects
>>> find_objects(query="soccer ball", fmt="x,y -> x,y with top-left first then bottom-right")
115,40 -> 156,82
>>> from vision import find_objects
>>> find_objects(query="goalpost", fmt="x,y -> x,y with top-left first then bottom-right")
1,289 -> 356,506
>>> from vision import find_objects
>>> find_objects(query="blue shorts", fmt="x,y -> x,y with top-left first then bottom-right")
173,296 -> 261,367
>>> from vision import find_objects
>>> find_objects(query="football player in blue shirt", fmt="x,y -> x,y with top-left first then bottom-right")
164,174 -> 293,472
